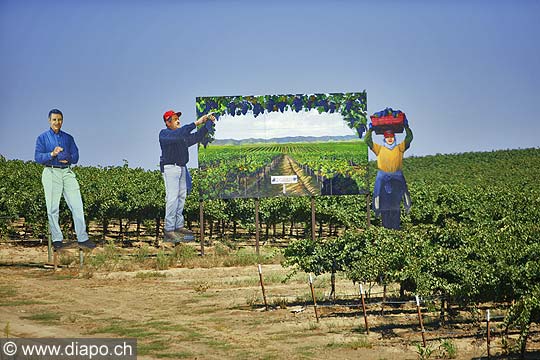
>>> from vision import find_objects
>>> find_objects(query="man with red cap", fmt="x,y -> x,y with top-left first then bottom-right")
159,110 -> 215,243
365,114 -> 413,229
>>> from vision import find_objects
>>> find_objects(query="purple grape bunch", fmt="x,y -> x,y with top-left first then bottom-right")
306,96 -> 315,110
205,100 -> 217,113
252,103 -> 264,117
227,101 -> 236,116
265,98 -> 275,112
316,99 -> 329,112
241,101 -> 249,115
356,124 -> 366,138
292,96 -> 303,112
328,102 -> 336,113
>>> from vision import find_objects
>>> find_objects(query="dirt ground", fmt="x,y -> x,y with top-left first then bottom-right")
1,243 -> 539,360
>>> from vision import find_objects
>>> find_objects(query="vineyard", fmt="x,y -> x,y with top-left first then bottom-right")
284,147 -> 540,356
1,147 -> 540,357
198,141 -> 368,199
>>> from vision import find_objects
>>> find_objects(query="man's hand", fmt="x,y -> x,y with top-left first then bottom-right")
51,146 -> 63,157
206,113 -> 216,122
196,112 -> 216,126
195,113 -> 216,126
203,112 -> 216,122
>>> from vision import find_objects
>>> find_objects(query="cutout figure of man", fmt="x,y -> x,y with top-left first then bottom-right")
34,109 -> 96,251
159,110 -> 215,243
365,115 -> 413,229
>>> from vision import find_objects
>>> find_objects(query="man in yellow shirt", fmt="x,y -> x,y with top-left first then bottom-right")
365,120 -> 413,229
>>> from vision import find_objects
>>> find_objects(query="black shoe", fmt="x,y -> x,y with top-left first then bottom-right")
181,234 -> 195,242
164,231 -> 182,244
78,240 -> 96,250
174,228 -> 195,242
52,241 -> 68,252
174,228 -> 194,236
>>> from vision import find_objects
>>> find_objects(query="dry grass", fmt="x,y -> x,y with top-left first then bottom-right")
1,244 -> 539,359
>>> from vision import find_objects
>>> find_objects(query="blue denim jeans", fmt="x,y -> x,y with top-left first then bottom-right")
162,165 -> 187,232
41,167 -> 89,243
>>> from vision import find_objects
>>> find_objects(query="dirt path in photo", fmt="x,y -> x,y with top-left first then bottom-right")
253,154 -> 319,197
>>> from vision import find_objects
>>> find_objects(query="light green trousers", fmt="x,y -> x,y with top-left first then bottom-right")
41,167 -> 88,243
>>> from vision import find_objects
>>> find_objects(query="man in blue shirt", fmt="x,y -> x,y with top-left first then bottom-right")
35,109 -> 95,251
159,109 -> 214,243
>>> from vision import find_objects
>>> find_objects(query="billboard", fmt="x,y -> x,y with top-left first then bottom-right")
196,92 -> 368,199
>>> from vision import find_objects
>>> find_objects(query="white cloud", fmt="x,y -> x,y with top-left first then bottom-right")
215,109 -> 355,140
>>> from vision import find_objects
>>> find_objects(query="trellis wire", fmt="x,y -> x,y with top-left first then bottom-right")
254,267 -> 529,356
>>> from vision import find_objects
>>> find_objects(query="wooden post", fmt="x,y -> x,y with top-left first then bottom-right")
381,282 -> 387,315
416,295 -> 427,347
258,264 -> 269,311
310,196 -> 316,241
440,297 -> 446,327
487,309 -> 491,359
155,217 -> 160,244
360,284 -> 369,334
47,230 -> 52,263
199,200 -> 205,256
255,198 -> 260,256
79,249 -> 84,270
53,251 -> 58,271
366,193 -> 371,228
309,274 -> 319,322
366,162 -> 371,228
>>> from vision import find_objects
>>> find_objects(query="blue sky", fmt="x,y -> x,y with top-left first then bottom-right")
1,0 -> 539,170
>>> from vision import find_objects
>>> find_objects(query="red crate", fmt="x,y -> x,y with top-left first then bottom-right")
370,113 -> 405,134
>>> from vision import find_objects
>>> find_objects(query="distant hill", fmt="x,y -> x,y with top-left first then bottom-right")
214,135 -> 359,145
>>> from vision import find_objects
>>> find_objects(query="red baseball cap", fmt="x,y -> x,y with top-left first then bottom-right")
163,110 -> 182,121
383,130 -> 395,138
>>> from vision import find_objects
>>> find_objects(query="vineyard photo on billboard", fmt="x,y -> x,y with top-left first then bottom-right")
196,92 -> 368,199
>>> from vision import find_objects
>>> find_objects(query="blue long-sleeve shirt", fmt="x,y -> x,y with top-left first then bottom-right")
35,128 -> 79,166
159,122 -> 210,172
